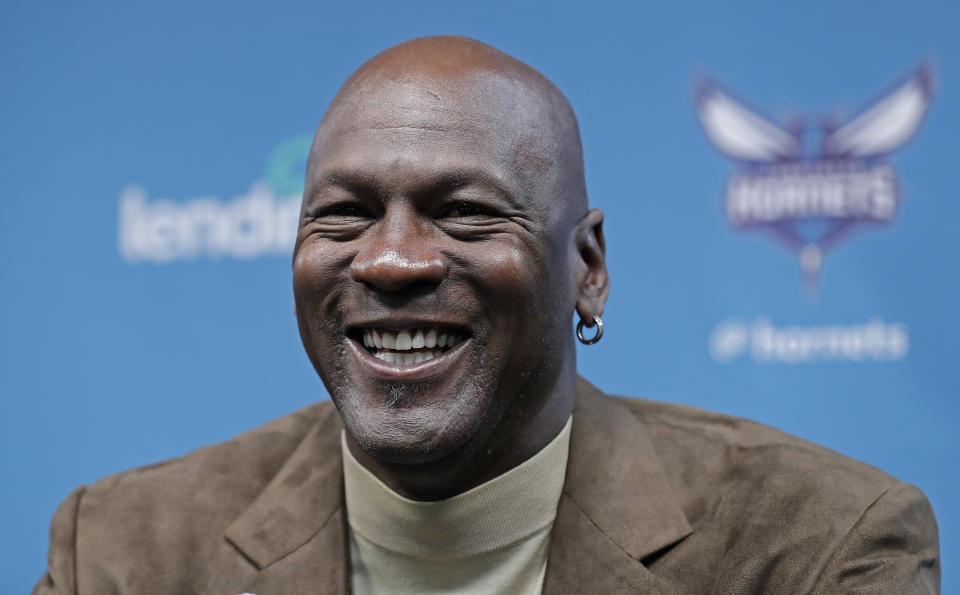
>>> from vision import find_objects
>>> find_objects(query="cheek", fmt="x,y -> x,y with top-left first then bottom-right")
486,248 -> 526,287
293,240 -> 352,299
467,239 -> 554,318
292,241 -> 355,338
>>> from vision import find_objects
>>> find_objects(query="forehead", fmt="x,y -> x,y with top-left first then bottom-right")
307,72 -> 556,195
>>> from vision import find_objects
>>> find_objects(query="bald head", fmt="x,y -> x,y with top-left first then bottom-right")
310,36 -> 588,229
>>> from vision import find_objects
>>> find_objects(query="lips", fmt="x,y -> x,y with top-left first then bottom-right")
361,327 -> 466,365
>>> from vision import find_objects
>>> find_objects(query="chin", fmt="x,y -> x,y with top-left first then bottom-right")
323,338 -> 501,466
333,378 -> 495,465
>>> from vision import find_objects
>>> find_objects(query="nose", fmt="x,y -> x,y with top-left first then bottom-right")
350,205 -> 447,293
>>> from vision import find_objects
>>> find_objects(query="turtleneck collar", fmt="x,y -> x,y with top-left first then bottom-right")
341,416 -> 572,560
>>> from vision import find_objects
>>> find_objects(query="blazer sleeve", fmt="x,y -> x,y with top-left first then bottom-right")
32,486 -> 86,595
812,482 -> 940,594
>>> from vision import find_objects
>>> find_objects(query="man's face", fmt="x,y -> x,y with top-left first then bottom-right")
293,71 -> 577,468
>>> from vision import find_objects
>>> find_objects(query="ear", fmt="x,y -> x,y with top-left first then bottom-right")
573,208 -> 610,325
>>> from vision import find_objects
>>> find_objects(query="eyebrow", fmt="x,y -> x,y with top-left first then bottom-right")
307,168 -> 523,210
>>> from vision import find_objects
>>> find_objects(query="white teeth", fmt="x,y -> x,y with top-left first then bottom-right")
381,331 -> 396,349
362,326 -> 466,365
373,349 -> 443,365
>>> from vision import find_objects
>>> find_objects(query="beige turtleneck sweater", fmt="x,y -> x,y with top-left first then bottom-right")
341,416 -> 572,595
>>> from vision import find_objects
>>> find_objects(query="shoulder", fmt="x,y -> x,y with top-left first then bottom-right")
79,400 -> 339,516
609,393 -> 939,592
614,394 -> 900,503
79,400 -> 335,516
37,401 -> 340,593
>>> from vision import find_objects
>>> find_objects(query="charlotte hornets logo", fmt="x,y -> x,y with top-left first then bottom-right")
695,65 -> 934,287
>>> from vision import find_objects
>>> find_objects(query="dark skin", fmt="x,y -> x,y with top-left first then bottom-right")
293,36 -> 609,500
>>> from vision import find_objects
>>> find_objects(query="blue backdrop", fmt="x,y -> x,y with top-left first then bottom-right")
3,1 -> 957,592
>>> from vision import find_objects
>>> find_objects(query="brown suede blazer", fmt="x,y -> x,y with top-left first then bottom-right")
34,378 -> 939,594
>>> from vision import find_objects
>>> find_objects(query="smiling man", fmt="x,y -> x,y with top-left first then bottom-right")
292,36 -> 598,505
36,37 -> 938,594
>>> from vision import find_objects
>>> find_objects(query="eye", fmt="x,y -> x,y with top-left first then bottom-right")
318,202 -> 371,219
438,201 -> 495,219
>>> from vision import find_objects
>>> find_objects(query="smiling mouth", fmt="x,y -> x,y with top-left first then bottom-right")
356,327 -> 467,365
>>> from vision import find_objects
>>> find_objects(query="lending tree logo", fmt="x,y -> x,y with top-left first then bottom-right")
118,134 -> 312,263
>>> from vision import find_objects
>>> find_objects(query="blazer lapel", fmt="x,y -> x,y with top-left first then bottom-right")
224,403 -> 348,594
220,378 -> 692,594
543,378 -> 694,594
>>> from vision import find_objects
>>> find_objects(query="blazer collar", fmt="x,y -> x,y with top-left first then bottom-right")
223,378 -> 692,593
224,402 -> 347,591
542,377 -> 694,593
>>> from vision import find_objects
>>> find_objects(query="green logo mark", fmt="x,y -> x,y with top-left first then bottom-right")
265,134 -> 313,196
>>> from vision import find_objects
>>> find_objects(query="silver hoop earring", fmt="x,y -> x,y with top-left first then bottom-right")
576,315 -> 604,345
